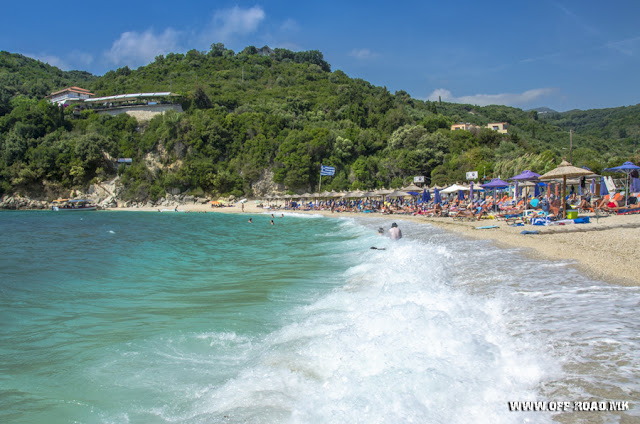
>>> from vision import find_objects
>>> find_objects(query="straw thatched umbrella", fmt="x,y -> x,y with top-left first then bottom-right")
402,183 -> 423,194
387,190 -> 411,197
539,160 -> 593,218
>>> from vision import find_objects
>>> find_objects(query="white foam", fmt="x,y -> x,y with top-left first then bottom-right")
163,229 -> 557,423
102,217 -> 640,423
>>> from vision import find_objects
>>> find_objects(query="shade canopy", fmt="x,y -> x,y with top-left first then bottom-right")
510,170 -> 541,181
539,160 -> 594,180
441,183 -> 469,193
539,160 -> 593,218
603,161 -> 640,206
604,161 -> 640,173
387,190 -> 411,197
481,178 -> 509,189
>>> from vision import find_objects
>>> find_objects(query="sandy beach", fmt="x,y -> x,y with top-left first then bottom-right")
107,202 -> 640,287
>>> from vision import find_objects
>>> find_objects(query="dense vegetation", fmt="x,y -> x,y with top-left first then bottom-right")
1,45 -> 638,201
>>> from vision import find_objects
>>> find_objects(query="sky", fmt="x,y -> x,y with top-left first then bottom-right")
2,0 -> 639,112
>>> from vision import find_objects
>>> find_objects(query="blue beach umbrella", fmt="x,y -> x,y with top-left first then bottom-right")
458,190 -> 464,201
481,178 -> 509,212
600,178 -> 609,196
469,181 -> 474,201
534,183 -> 540,197
434,188 -> 441,205
421,189 -> 428,203
590,178 -> 595,194
510,170 -> 541,204
604,161 -> 640,206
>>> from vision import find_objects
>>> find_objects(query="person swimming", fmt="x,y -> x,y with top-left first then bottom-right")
388,222 -> 402,240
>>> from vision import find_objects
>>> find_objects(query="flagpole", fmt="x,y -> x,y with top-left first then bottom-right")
318,165 -> 322,192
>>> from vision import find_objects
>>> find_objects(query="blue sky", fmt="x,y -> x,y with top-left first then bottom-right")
3,0 -> 639,111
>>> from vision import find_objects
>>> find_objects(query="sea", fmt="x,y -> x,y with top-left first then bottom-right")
0,210 -> 638,424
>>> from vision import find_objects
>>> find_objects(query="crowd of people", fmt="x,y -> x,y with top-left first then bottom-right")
262,190 -> 640,223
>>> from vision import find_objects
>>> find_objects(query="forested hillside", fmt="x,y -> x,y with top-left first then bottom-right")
0,45 -> 638,202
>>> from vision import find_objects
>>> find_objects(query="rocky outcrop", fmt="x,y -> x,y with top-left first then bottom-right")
0,175 -> 242,210
0,194 -> 48,210
250,169 -> 285,197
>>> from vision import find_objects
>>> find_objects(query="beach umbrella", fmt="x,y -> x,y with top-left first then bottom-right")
539,160 -> 593,218
481,178 -> 509,189
421,189 -> 428,203
599,177 -> 608,197
402,183 -> 423,195
387,190 -> 411,197
510,170 -> 541,181
469,181 -> 474,201
534,183 -> 540,197
434,188 -> 441,205
510,170 -> 541,203
604,161 -> 640,206
441,183 -> 469,193
481,178 -> 509,212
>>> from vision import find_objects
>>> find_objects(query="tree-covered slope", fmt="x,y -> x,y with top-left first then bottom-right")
0,51 -> 97,116
0,44 -> 637,202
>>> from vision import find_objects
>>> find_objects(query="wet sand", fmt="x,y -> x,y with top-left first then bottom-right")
107,202 -> 640,286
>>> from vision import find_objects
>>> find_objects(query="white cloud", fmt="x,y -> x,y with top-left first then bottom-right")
280,18 -> 299,33
208,6 -> 265,42
69,50 -> 94,68
606,35 -> 640,57
104,28 -> 181,68
29,53 -> 70,70
426,88 -> 556,107
349,48 -> 378,60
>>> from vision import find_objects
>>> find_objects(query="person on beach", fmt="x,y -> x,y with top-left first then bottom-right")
389,223 -> 402,240
241,203 -> 245,212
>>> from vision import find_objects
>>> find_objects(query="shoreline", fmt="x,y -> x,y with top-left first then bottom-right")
104,202 -> 640,287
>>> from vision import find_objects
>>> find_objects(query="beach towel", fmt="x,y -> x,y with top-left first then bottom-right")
605,176 -> 616,194
573,217 -> 590,224
521,230 -> 539,235
531,217 -> 550,226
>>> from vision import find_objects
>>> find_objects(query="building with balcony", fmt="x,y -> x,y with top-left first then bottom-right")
451,122 -> 509,134
487,122 -> 509,134
47,87 -> 94,106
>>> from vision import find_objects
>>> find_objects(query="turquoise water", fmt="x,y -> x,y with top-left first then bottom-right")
1,211 -> 638,423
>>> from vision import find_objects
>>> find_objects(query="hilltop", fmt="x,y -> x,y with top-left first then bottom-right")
0,45 -> 638,204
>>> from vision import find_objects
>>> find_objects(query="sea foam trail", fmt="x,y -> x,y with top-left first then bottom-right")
159,221 -> 553,423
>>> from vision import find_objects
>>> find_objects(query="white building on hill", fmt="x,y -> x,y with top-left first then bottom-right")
47,87 -> 94,105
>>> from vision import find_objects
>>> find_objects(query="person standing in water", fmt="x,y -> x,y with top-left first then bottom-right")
388,223 -> 402,240
270,219 -> 274,225
248,218 -> 252,223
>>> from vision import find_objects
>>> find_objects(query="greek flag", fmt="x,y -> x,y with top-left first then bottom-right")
320,165 -> 335,176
